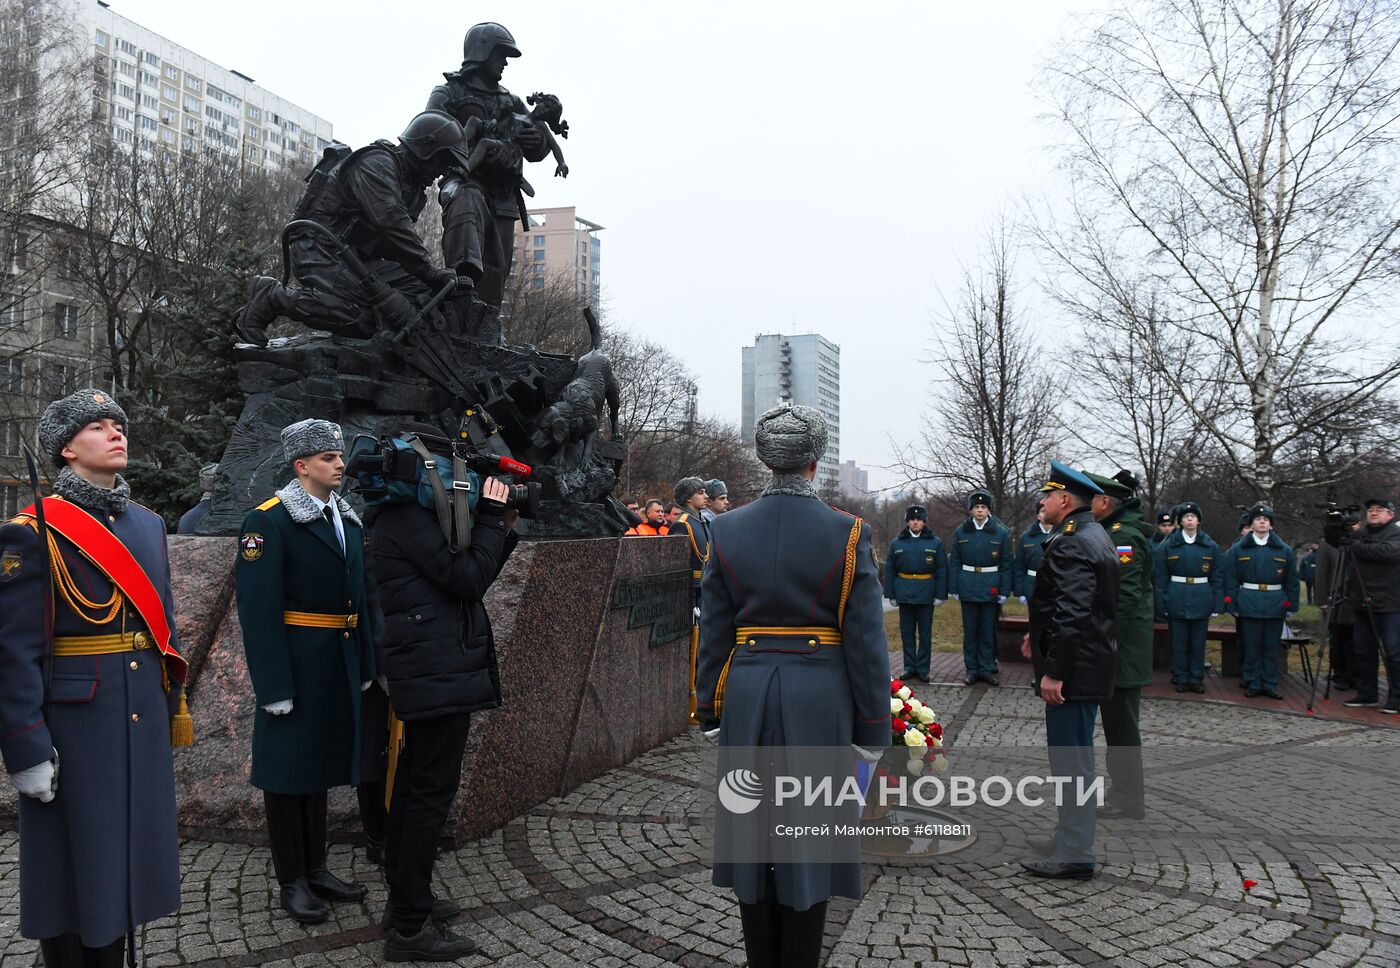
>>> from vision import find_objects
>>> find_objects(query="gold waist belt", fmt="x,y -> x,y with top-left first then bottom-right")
735,626 -> 842,646
53,631 -> 153,655
898,572 -> 933,579
283,610 -> 359,629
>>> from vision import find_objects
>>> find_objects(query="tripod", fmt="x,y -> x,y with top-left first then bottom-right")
1306,538 -> 1384,714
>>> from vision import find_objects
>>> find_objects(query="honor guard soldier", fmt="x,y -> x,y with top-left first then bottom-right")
1021,462 -> 1119,879
695,404 -> 890,967
883,505 -> 948,682
1083,470 -> 1154,821
0,388 -> 190,968
1152,501 -> 1223,693
674,477 -> 712,724
1223,503 -> 1298,699
1015,498 -> 1053,604
1151,509 -> 1176,545
236,419 -> 376,924
948,488 -> 1013,685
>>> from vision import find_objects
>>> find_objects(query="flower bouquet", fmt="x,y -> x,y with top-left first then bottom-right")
890,678 -> 948,776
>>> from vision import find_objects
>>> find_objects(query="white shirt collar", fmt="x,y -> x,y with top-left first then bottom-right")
1182,531 -> 1197,544
1039,523 -> 1052,534
1252,532 -> 1270,546
972,518 -> 988,531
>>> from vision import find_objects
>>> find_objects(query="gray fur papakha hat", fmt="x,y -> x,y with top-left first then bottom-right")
281,418 -> 344,463
754,403 -> 827,471
39,387 -> 128,468
674,476 -> 707,505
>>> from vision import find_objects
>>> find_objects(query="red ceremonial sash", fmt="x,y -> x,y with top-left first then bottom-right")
22,497 -> 188,686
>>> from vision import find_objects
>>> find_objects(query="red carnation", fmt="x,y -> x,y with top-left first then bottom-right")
893,718 -> 908,733
929,723 -> 944,739
891,679 -> 905,693
990,587 -> 999,596
1283,600 -> 1292,609
1224,596 -> 1232,604
902,703 -> 913,716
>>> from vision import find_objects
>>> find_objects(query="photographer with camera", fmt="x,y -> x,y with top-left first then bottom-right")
1315,509 -> 1359,692
364,422 -> 519,960
1330,498 -> 1400,713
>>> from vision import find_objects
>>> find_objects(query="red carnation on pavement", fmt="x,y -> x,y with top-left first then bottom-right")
1243,879 -> 1258,891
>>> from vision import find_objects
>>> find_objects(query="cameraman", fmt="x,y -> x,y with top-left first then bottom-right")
1334,498 -> 1400,713
367,423 -> 519,960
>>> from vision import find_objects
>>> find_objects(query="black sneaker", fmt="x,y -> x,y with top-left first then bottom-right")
1189,683 -> 1206,694
383,917 -> 479,962
1344,698 -> 1380,708
1381,706 -> 1399,716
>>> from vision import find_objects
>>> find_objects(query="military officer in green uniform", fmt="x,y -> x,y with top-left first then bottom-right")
1152,501 -> 1223,693
673,477 -> 711,725
1015,499 -> 1054,604
948,489 -> 1012,685
1223,503 -> 1298,699
1084,470 -> 1153,820
883,505 -> 948,682
236,419 -> 377,925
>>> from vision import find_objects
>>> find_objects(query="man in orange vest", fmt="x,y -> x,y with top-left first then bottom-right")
625,499 -> 670,536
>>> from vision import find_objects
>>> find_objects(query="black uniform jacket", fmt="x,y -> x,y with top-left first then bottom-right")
1028,506 -> 1120,703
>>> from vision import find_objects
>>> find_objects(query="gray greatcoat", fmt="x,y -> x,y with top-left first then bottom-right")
695,489 -> 890,912
0,497 -> 183,945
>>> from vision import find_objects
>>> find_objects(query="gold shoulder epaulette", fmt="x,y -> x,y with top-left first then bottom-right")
1064,519 -> 1078,534
256,496 -> 282,512
8,513 -> 36,529
677,512 -> 689,525
1111,522 -> 1121,531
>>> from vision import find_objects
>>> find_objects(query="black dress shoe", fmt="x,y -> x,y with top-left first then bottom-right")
1261,688 -> 1283,700
1097,802 -> 1145,820
1026,835 -> 1055,856
1246,687 -> 1262,698
1174,683 -> 1187,693
1189,682 -> 1206,693
365,836 -> 385,867
901,671 -> 919,682
964,672 -> 978,686
383,917 -> 479,962
1238,681 -> 1251,691
280,877 -> 330,924
381,895 -> 465,931
307,868 -> 369,903
1020,858 -> 1095,879
981,672 -> 1000,686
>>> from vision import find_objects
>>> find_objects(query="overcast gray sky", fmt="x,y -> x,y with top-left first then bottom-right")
117,0 -> 1102,492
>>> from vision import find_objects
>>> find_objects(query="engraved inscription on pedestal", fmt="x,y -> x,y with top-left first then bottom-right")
609,571 -> 692,647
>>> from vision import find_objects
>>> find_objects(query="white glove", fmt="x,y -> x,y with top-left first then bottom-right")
10,751 -> 58,802
263,699 -> 293,715
1019,595 -> 1027,605
693,606 -> 701,620
1285,612 -> 1294,621
933,598 -> 946,606
361,680 -> 372,692
998,596 -> 1007,605
888,598 -> 897,606
1211,613 -> 1219,617
702,725 -> 721,740
377,674 -> 390,695
949,593 -> 959,601
852,744 -> 884,764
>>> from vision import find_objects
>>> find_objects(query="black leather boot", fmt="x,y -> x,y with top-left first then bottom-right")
265,792 -> 329,924
303,791 -> 367,903
38,935 -> 85,968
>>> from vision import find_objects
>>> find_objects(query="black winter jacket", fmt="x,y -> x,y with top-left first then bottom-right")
1028,507 -> 1120,703
1347,519 -> 1400,614
367,500 -> 518,719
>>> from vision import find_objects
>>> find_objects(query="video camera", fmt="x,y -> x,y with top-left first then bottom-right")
1318,501 -> 1362,548
345,405 -> 542,529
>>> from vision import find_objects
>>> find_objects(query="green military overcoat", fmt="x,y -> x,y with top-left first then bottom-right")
235,479 -> 375,794
1103,497 -> 1155,688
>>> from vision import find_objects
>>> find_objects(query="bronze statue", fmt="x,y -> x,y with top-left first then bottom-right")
427,23 -> 558,326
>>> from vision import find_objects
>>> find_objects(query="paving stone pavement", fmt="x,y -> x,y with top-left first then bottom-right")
2,686 -> 1399,967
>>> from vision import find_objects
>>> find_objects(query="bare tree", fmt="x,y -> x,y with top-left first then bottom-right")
1043,0 -> 1400,502
894,222 -> 1062,527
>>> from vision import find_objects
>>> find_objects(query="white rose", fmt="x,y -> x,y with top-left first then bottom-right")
916,707 -> 936,725
933,754 -> 950,772
906,757 -> 925,776
891,697 -> 904,715
897,686 -> 912,701
903,729 -> 927,748
908,698 -> 923,713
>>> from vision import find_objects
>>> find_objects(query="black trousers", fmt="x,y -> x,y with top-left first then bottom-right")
264,791 -> 329,885
39,934 -> 123,968
384,713 -> 472,933
736,868 -> 828,968
1329,623 -> 1354,684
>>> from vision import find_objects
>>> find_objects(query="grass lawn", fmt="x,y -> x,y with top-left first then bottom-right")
884,600 -> 1329,675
